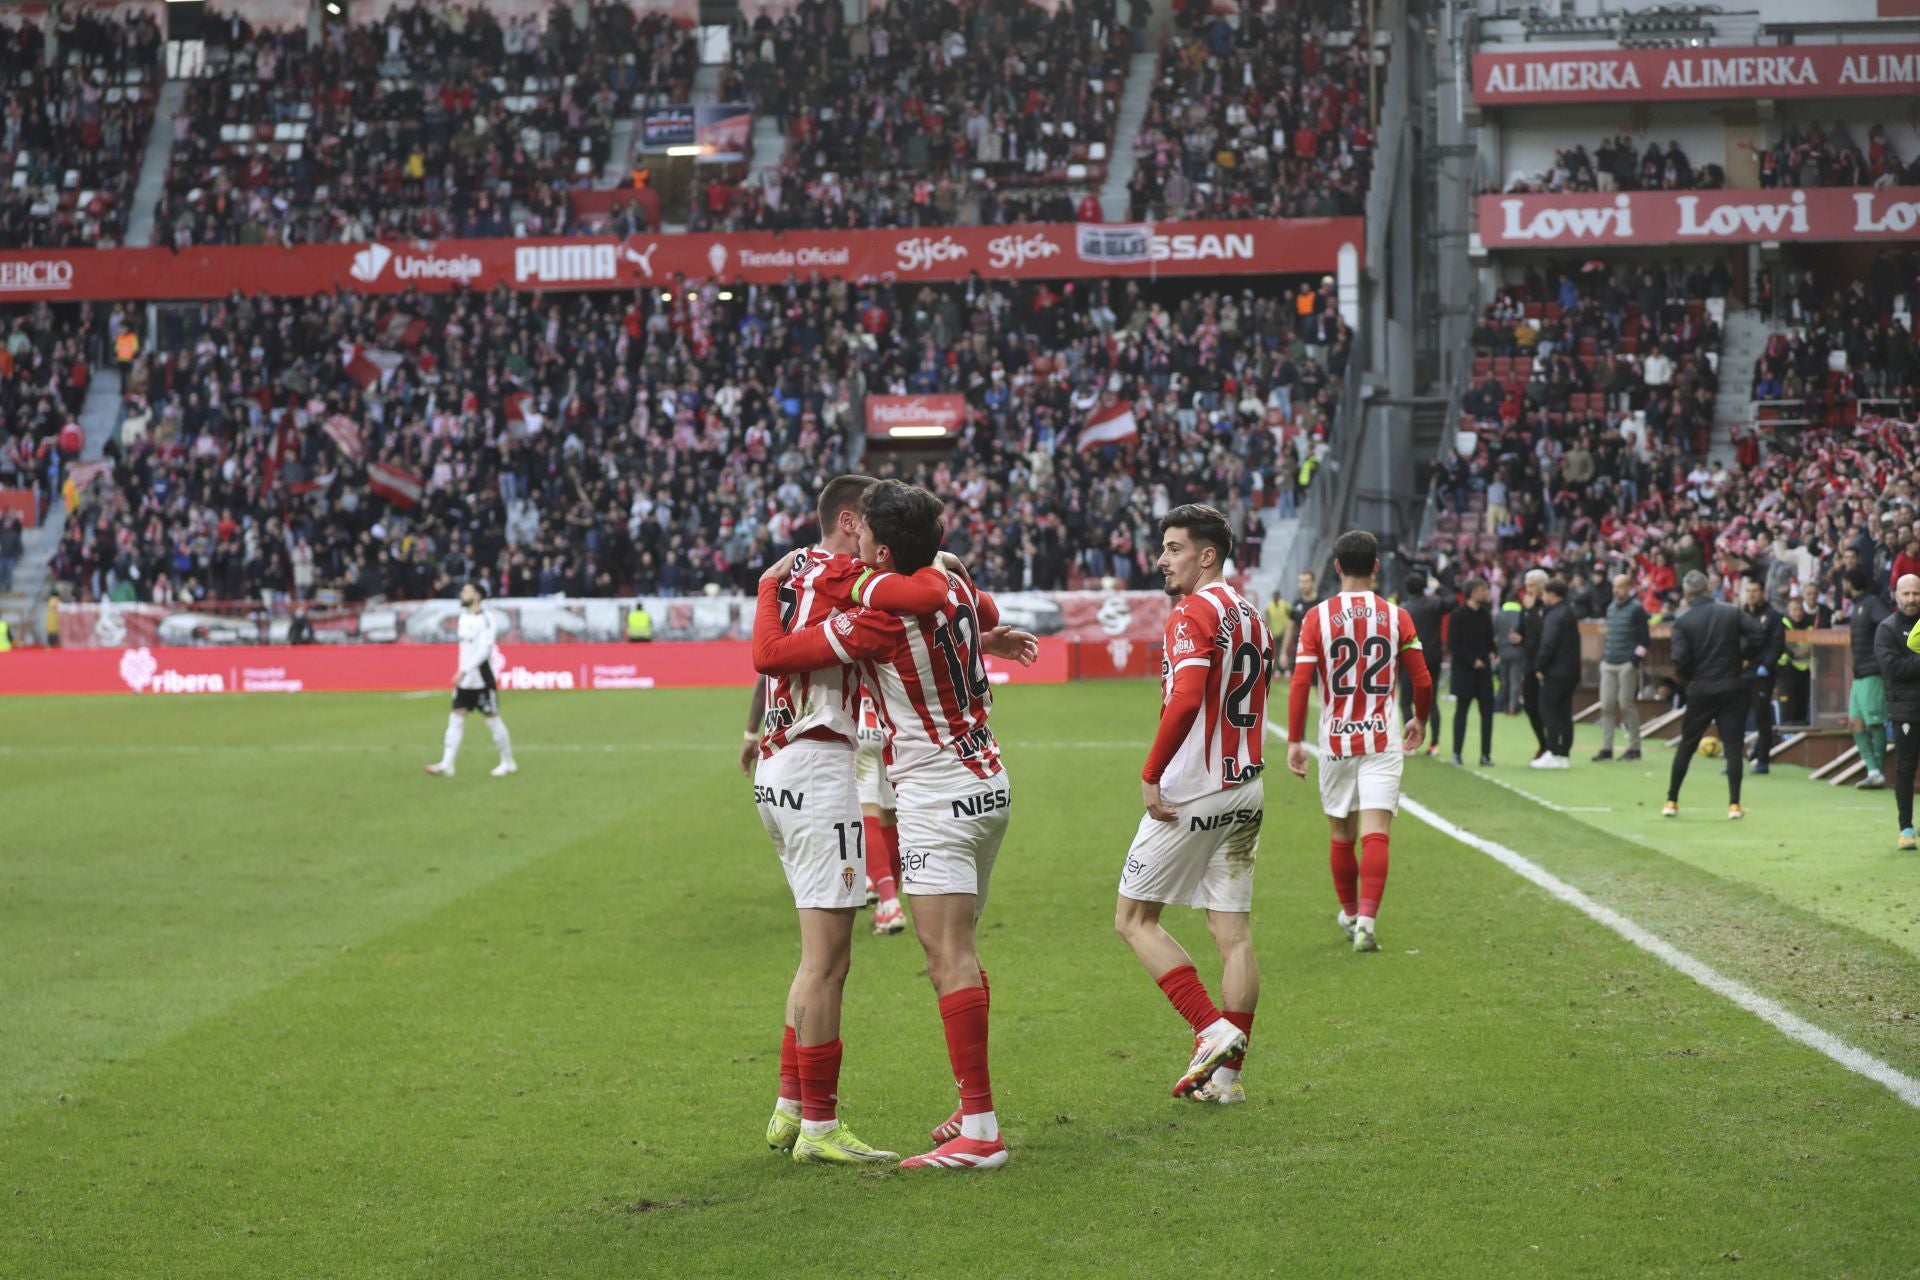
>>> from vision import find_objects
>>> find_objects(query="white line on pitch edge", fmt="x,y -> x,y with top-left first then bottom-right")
1475,768 -> 1612,813
1268,725 -> 1920,1109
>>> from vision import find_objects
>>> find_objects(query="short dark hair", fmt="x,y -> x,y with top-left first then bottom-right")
1333,529 -> 1378,579
860,479 -> 944,574
1544,576 -> 1568,599
1465,576 -> 1489,596
1404,571 -> 1428,596
463,579 -> 487,598
818,474 -> 877,531
1159,504 -> 1234,563
1847,566 -> 1873,594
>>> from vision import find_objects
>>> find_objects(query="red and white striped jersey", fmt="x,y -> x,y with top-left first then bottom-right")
1154,582 -> 1275,805
756,547 -> 864,758
834,572 -> 1005,781
1294,591 -> 1423,758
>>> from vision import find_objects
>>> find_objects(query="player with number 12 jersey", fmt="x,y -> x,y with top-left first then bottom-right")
1286,529 -> 1432,954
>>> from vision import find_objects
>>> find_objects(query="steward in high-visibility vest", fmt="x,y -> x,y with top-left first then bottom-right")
0,618 -> 12,651
626,604 -> 653,642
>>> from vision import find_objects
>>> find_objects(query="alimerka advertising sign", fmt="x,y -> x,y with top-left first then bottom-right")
1473,43 -> 1920,105
0,218 -> 1364,304
1477,188 -> 1920,248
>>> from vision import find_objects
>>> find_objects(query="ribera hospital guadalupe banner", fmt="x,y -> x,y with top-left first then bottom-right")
1473,42 -> 1920,106
52,592 -> 1185,650
0,218 -> 1363,305
1477,187 -> 1920,248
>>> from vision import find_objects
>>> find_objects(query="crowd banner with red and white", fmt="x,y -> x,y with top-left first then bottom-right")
1473,43 -> 1920,106
1078,400 -> 1140,451
1477,187 -> 1920,249
864,395 -> 968,439
51,591 -> 1187,651
0,218 -> 1364,304
0,639 -> 1070,696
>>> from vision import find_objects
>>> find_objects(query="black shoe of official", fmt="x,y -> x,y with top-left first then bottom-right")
1592,750 -> 1614,762
1621,749 -> 1642,761
1752,762 -> 1770,775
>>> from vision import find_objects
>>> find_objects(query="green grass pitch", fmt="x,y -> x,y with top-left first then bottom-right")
3,684 -> 1918,1278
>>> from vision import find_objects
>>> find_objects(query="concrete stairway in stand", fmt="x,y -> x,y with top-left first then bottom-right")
1709,303 -> 1771,466
0,369 -> 123,639
1098,50 -> 1159,222
124,80 -> 185,247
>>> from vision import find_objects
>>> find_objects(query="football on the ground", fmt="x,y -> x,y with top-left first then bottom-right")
1699,735 -> 1723,758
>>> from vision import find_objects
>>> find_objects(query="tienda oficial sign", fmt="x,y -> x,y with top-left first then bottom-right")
1477,187 -> 1920,249
1473,43 -> 1920,105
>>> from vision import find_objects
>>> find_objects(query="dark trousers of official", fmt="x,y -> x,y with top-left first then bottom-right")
1453,667 -> 1495,760
1895,720 -> 1920,831
1541,676 -> 1577,757
1401,655 -> 1442,746
1780,668 -> 1810,726
1523,671 -> 1545,751
1747,678 -> 1776,765
1669,685 -> 1752,805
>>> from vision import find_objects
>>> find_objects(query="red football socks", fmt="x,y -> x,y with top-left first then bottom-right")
1359,832 -> 1390,919
779,1024 -> 801,1104
1330,839 -> 1360,916
863,817 -> 896,899
881,822 -> 902,892
1156,963 -> 1223,1035
795,1038 -> 843,1123
938,986 -> 994,1117
1223,1009 -> 1255,1070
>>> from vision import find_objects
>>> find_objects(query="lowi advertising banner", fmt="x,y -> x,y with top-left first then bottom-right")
0,218 -> 1364,304
1477,187 -> 1920,249
1472,43 -> 1920,106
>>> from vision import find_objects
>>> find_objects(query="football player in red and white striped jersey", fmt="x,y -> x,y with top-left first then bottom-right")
759,480 -> 1038,1171
1116,505 -> 1271,1105
1286,530 -> 1433,953
740,474 -> 957,1167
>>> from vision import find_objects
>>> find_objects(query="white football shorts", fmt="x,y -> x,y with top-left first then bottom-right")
753,739 -> 865,910
855,739 -> 895,810
893,752 -> 1010,916
1318,750 -> 1403,818
1118,779 -> 1261,913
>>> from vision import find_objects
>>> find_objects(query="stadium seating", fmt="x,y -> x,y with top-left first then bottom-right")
0,9 -> 160,249
716,0 -> 1126,230
1749,267 -> 1920,438
1127,0 -> 1372,221
46,279 -> 1339,606
155,1 -> 690,246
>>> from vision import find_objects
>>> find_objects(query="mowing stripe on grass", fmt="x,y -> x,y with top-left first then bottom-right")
1268,725 -> 1920,1109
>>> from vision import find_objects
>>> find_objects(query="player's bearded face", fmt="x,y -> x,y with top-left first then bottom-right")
1159,537 -> 1200,597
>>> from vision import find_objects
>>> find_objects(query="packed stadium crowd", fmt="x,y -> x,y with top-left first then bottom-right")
153,0 -> 692,248
1127,0 -> 1372,222
1495,138 -> 1725,194
712,0 -> 1126,231
1759,122 -> 1920,189
1495,124 -> 1919,195
1751,264 -> 1920,430
0,7 -> 161,249
28,275 -> 1339,607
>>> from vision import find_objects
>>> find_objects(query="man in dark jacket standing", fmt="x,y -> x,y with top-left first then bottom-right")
1448,577 -> 1496,767
1401,572 -> 1448,756
1531,577 -> 1581,768
1593,573 -> 1651,762
1742,576 -> 1788,776
1846,567 -> 1890,790
1665,570 -> 1766,819
1517,568 -> 1549,758
1872,573 -> 1920,849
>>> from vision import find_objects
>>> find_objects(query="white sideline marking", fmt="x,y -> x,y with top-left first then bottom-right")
1477,769 -> 1612,813
1269,726 -> 1920,1108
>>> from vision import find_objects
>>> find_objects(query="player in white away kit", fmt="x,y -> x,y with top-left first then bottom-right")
424,581 -> 516,778
1115,505 -> 1270,1104
768,481 -> 1037,1172
743,474 -> 963,1167
1286,530 -> 1433,952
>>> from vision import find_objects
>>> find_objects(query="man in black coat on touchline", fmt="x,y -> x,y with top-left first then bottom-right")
1531,576 -> 1581,768
1666,570 -> 1767,818
1740,575 -> 1787,775
1872,573 -> 1920,848
1517,567 -> 1549,758
1401,572 -> 1448,756
1448,577 -> 1496,766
